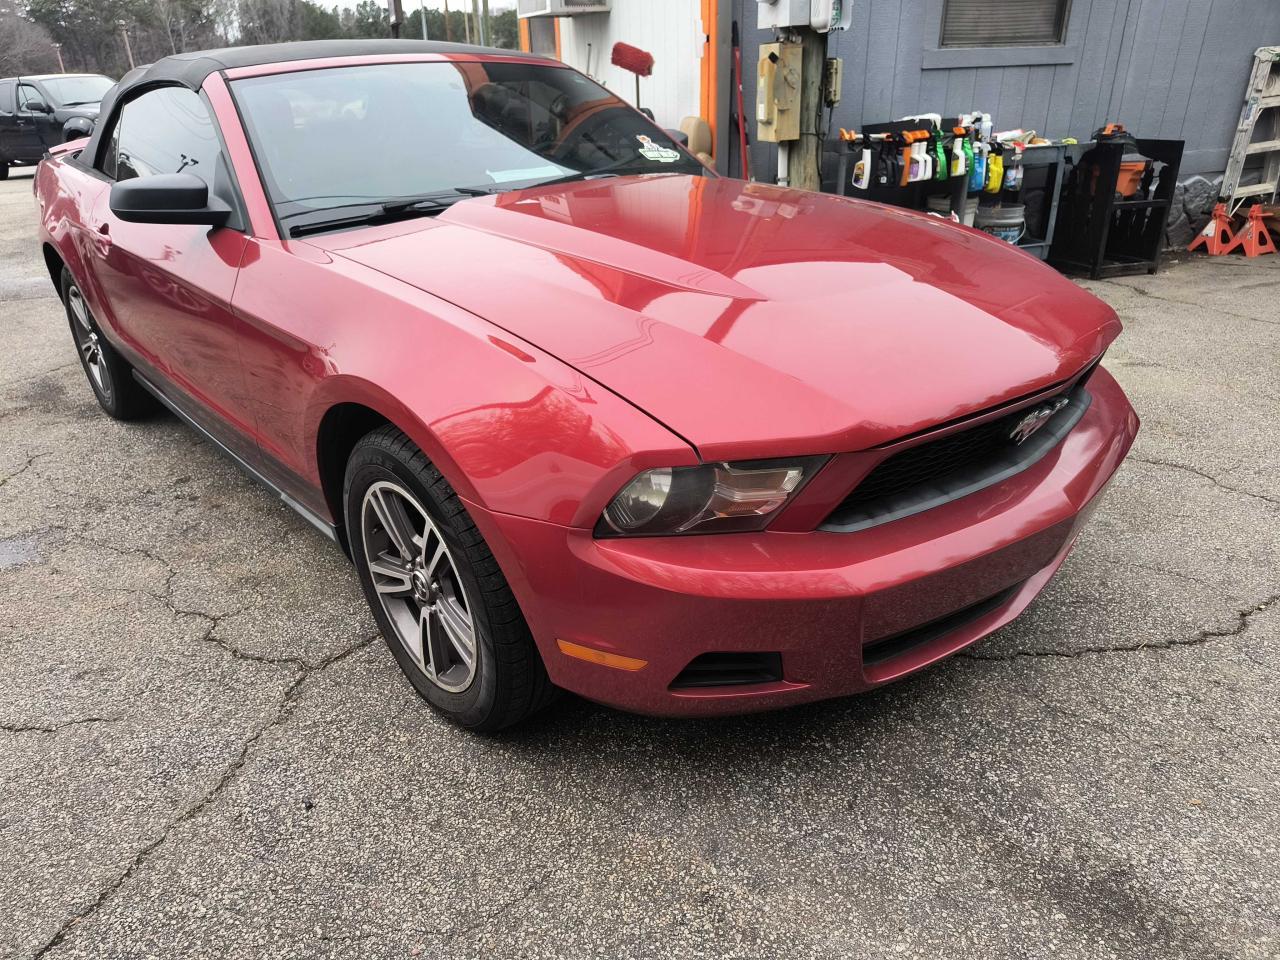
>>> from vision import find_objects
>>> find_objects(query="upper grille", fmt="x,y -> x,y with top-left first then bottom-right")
822,363 -> 1099,533
841,412 -> 1017,509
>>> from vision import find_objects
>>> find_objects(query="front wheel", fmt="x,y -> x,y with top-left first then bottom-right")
345,425 -> 556,731
0,161 -> 9,181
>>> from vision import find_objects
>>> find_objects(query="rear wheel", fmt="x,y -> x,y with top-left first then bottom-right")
61,267 -> 156,419
0,162 -> 9,181
345,425 -> 556,731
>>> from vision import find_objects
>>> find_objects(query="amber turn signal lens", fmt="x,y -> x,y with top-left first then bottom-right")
556,639 -> 648,672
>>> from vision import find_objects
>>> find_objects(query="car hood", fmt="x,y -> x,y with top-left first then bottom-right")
305,175 -> 1120,459
55,104 -> 99,120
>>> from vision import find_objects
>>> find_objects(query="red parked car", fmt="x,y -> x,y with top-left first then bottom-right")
34,41 -> 1138,730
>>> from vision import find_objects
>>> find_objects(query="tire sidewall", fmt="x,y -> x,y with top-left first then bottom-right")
345,444 -> 499,728
60,267 -> 119,412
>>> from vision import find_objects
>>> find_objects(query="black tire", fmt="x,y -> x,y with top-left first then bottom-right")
0,162 -> 9,180
345,425 -> 557,731
60,267 -> 157,420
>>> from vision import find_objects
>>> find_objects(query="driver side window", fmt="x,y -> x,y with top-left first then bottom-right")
17,84 -> 42,112
103,87 -> 222,187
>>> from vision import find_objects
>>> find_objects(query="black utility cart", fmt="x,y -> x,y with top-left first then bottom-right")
1050,137 -> 1185,278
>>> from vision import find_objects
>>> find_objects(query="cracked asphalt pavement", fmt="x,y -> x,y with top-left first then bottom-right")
2,168 -> 1278,960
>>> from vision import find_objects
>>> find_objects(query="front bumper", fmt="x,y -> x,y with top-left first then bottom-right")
470,367 -> 1139,717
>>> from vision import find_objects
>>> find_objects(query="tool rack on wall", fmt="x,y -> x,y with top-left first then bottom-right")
832,118 -> 1068,261
834,118 -> 958,211
834,119 -> 954,210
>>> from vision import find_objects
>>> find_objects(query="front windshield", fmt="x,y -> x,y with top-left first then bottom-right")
231,60 -> 706,220
40,75 -> 113,106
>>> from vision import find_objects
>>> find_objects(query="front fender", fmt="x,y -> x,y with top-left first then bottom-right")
234,237 -> 695,529
304,373 -> 485,509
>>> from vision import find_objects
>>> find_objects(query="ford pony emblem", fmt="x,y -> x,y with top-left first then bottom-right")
1009,397 -> 1070,445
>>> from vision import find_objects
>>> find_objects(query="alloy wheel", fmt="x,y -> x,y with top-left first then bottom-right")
361,480 -> 478,693
67,284 -> 111,401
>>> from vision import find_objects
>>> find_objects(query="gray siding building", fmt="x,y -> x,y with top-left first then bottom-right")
728,0 -> 1280,236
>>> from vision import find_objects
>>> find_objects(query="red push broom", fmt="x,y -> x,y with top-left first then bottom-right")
611,42 -> 654,113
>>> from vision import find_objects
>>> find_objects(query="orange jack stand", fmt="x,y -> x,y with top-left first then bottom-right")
1223,206 -> 1277,257
1187,204 -> 1236,255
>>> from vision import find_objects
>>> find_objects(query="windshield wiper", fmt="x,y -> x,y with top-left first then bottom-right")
283,188 -> 485,238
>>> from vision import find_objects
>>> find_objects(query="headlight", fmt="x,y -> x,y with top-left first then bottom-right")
596,457 -> 827,537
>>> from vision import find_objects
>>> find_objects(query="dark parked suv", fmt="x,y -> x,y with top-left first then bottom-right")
0,73 -> 114,178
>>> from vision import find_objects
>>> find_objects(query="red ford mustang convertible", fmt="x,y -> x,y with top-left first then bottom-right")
35,40 -> 1138,729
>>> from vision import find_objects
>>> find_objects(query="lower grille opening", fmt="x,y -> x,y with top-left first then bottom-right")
862,581 -> 1025,667
670,652 -> 783,689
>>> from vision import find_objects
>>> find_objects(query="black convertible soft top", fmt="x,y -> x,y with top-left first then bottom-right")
81,39 -> 544,169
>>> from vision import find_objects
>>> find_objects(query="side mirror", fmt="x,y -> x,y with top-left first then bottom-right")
21,97 -> 51,114
61,117 -> 95,143
109,173 -> 231,226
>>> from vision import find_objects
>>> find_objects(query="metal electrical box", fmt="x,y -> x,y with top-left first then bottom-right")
757,0 -> 810,29
517,0 -> 610,17
756,41 -> 802,143
757,0 -> 852,32
810,0 -> 853,32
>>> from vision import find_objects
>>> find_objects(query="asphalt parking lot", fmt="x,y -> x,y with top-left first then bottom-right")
1,166 -> 1277,960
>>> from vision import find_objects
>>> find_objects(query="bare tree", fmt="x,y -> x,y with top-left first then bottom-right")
154,0 -> 179,53
238,0 -> 300,44
0,1 -> 59,74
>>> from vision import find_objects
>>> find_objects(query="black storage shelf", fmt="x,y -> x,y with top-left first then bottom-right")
1049,138 -> 1184,279
1015,143 -> 1068,261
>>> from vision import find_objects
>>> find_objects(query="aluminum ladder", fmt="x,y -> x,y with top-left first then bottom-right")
1222,46 -> 1280,213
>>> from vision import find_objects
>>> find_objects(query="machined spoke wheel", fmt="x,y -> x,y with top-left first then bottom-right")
59,267 -> 154,421
66,284 -> 110,401
346,425 -> 557,730
361,480 -> 478,693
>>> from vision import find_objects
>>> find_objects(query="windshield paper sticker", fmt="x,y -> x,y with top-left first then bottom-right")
636,135 -> 681,163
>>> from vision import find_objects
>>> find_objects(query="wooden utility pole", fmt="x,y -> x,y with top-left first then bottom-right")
117,21 -> 135,69
444,0 -> 452,41
481,0 -> 490,46
790,26 -> 826,191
